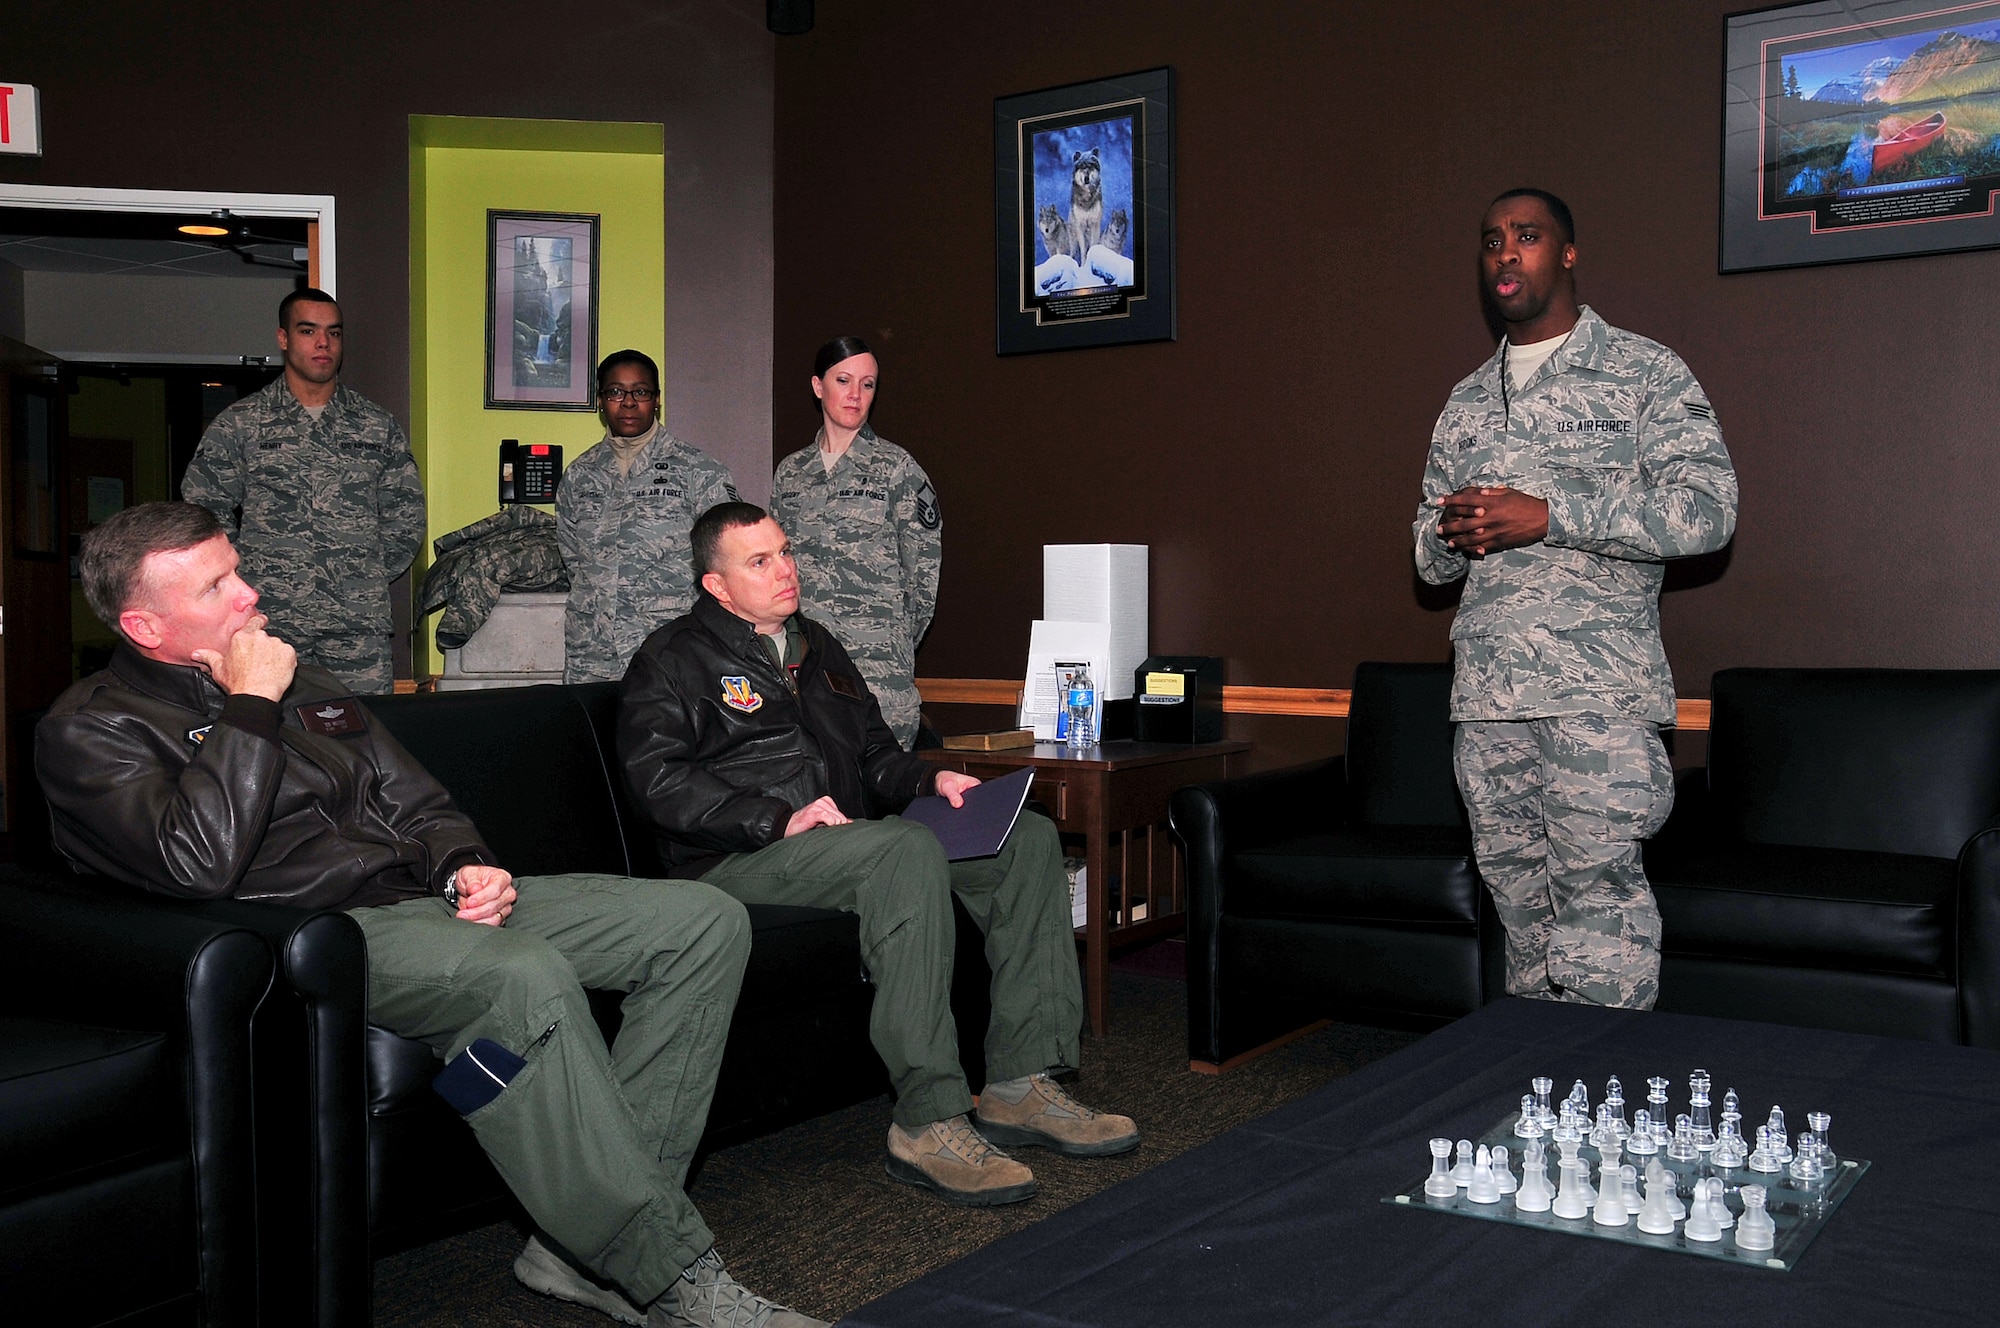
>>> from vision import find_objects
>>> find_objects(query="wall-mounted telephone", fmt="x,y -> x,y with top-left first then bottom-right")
499,439 -> 563,504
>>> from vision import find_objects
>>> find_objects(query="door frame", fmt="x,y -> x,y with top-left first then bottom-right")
0,182 -> 337,293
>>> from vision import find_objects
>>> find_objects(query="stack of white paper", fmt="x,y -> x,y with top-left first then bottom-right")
1043,544 -> 1148,700
1020,619 -> 1110,741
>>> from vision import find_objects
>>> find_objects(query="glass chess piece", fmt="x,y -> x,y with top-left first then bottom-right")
1627,1107 -> 1659,1156
1450,1138 -> 1476,1187
1646,1075 -> 1671,1135
1513,1093 -> 1540,1139
1515,1142 -> 1553,1212
1424,1137 -> 1457,1200
1568,1079 -> 1591,1117
1491,1144 -> 1518,1196
1735,1184 -> 1777,1252
1747,1124 -> 1783,1174
1666,1114 -> 1700,1163
1684,1177 -> 1724,1242
1590,1103 -> 1621,1152
1467,1144 -> 1502,1203
1714,1089 -> 1749,1169
1689,1070 -> 1716,1152
1787,1133 -> 1825,1186
1807,1112 -> 1836,1169
1605,1076 -> 1631,1139
1552,1155 -> 1590,1220
1645,1158 -> 1687,1220
1766,1107 -> 1794,1163
1554,1137 -> 1594,1207
1592,1164 -> 1633,1227
1637,1165 -> 1679,1235
1532,1076 -> 1556,1129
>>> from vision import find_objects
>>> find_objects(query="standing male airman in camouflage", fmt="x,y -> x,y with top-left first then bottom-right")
772,337 -> 940,746
183,288 -> 424,695
1413,189 -> 1737,1010
557,350 -> 738,684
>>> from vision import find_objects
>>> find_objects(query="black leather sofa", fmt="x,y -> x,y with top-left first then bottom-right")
0,872 -> 271,1327
1172,663 -> 2000,1067
1172,663 -> 1501,1065
1644,667 -> 2000,1047
14,680 -> 992,1327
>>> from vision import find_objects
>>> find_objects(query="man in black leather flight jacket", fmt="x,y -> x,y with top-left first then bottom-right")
618,502 -> 1138,1209
36,502 -> 825,1328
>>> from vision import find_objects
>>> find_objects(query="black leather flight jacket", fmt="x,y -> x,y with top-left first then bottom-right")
617,592 -> 936,872
36,644 -> 491,910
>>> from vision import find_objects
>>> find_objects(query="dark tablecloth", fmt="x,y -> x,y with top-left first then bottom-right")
842,998 -> 1999,1326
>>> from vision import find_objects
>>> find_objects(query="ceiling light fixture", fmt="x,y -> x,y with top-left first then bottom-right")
174,209 -> 308,272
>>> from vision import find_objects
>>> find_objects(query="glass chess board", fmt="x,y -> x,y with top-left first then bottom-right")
1385,1110 -> 1869,1271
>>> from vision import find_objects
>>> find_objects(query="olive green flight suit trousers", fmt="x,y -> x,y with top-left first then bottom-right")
351,873 -> 748,1308
699,812 -> 1083,1130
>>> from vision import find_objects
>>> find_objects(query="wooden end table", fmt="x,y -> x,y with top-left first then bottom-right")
918,739 -> 1250,1035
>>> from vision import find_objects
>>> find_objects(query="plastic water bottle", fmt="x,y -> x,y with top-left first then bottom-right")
1065,665 -> 1096,750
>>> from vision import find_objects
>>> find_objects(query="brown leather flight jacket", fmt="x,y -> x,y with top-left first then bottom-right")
36,644 -> 491,911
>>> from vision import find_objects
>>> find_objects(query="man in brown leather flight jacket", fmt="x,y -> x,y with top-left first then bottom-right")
36,502 -> 823,1328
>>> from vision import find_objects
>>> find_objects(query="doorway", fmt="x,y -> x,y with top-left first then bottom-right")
0,184 -> 333,849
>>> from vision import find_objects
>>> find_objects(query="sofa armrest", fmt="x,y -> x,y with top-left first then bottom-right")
0,869 -> 274,1328
1958,819 -> 2000,1050
185,896 -> 372,1328
1170,757 -> 1345,1064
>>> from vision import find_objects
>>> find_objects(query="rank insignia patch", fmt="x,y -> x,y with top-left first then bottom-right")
721,677 -> 764,713
187,725 -> 213,746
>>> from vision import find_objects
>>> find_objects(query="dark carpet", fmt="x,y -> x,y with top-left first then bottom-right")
373,960 -> 1419,1325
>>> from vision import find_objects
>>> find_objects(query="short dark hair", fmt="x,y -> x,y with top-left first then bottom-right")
596,349 -> 660,394
80,502 -> 226,633
691,501 -> 772,578
1490,188 -> 1575,245
279,287 -> 339,327
812,335 -> 872,381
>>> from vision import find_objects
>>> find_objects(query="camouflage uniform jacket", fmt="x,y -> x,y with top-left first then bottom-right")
770,425 -> 941,740
419,505 -> 569,650
1413,307 -> 1737,724
556,423 -> 738,684
181,378 -> 425,643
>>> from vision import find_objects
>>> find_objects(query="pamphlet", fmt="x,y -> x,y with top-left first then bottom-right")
899,767 -> 1036,861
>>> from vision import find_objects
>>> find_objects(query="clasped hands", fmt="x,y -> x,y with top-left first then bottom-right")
1434,485 -> 1549,557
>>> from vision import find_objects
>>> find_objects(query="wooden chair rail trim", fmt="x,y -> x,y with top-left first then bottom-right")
914,678 -> 1714,732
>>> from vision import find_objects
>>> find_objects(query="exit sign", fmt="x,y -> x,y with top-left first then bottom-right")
0,83 -> 42,157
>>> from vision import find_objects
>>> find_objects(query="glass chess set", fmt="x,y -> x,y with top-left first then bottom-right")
1385,1071 -> 1867,1270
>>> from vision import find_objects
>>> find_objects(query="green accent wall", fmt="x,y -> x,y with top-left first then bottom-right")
408,114 -> 665,676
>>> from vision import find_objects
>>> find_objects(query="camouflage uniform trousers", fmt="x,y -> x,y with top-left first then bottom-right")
300,634 -> 395,696
838,631 -> 920,747
1453,714 -> 1673,1009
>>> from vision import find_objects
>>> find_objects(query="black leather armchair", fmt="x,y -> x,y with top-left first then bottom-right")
1171,662 -> 1502,1066
1646,667 -> 2000,1048
0,870 -> 272,1327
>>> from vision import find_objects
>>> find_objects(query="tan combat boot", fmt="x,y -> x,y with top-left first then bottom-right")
886,1114 -> 1038,1206
975,1074 -> 1141,1157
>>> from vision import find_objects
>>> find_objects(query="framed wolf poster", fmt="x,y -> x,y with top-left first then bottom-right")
995,67 -> 1176,354
1722,1 -> 2000,272
486,210 -> 600,408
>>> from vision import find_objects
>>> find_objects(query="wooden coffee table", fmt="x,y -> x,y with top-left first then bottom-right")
919,740 -> 1250,1035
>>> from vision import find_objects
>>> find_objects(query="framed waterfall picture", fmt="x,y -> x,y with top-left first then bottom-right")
995,67 -> 1176,354
1722,0 -> 2000,272
486,210 -> 600,408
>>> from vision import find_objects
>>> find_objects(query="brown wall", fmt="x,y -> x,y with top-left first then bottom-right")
774,1 -> 2000,768
5,1 -> 775,487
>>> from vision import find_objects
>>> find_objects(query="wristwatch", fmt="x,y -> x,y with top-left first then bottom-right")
441,869 -> 461,907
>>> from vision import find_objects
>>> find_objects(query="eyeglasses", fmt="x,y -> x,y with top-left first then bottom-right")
599,386 -> 658,403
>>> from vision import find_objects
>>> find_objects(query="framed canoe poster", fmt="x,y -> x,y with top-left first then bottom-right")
1722,0 -> 2000,271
